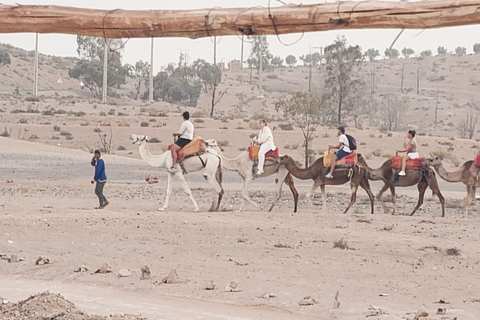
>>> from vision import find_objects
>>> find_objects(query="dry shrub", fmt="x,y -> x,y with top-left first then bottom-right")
117,145 -> 126,151
140,121 -> 149,127
445,248 -> 461,256
278,123 -> 294,131
333,238 -> 351,250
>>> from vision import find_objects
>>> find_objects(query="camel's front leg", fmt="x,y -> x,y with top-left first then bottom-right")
410,180 -> 427,216
465,184 -> 475,218
360,177 -> 375,214
268,170 -> 287,212
321,184 -> 327,214
203,172 -> 224,212
376,183 -> 389,214
344,183 -> 358,214
159,173 -> 173,211
178,173 -> 200,212
240,174 -> 259,212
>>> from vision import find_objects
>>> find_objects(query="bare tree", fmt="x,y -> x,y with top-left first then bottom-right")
434,90 -> 440,127
97,126 -> 113,154
416,61 -> 426,94
400,62 -> 406,93
459,102 -> 480,139
380,95 -> 407,131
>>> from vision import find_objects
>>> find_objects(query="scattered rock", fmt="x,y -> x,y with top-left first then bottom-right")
140,265 -> 151,280
161,268 -> 179,284
299,295 -> 318,306
6,179 -> 13,183
437,307 -> 447,314
8,254 -> 18,263
333,291 -> 340,309
118,268 -> 132,278
35,256 -> 50,265
73,265 -> 89,273
0,253 -> 8,260
367,305 -> 388,317
224,281 -> 241,292
205,280 -> 216,290
261,293 -> 276,299
145,175 -> 159,184
234,261 -> 249,266
413,308 -> 429,320
94,263 -> 112,274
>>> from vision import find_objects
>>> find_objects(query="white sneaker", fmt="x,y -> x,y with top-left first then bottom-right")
256,169 -> 264,175
398,171 -> 406,176
325,173 -> 334,179
168,166 -> 177,173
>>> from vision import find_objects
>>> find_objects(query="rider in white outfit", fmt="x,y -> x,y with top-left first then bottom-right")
252,120 -> 276,175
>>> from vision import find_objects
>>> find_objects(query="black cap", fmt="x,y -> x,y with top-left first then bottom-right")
337,126 -> 345,134
94,149 -> 101,154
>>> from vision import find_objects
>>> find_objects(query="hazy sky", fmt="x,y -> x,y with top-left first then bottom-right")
1,0 -> 480,72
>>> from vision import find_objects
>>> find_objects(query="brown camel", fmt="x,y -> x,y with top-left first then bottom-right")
357,157 -> 445,217
279,155 -> 375,214
424,157 -> 480,217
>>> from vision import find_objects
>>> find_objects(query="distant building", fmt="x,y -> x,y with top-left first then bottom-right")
228,60 -> 242,73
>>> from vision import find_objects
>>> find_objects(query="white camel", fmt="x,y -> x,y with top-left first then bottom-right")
130,134 -> 224,212
205,139 -> 298,212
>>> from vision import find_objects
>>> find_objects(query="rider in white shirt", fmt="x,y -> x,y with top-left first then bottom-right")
169,111 -> 194,173
252,119 -> 276,175
325,126 -> 351,179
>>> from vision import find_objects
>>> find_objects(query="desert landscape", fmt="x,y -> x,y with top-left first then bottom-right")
2,37 -> 480,320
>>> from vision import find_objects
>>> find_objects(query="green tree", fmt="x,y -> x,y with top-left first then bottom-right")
271,56 -> 284,68
0,50 -> 10,67
474,43 -> 480,54
248,35 -> 273,71
127,60 -> 150,100
384,48 -> 400,59
324,36 -> 364,124
420,50 -> 432,58
299,52 -> 321,66
275,91 -> 326,167
285,55 -> 297,68
401,47 -> 415,59
193,59 -> 226,117
69,36 -> 128,99
455,46 -> 467,56
364,48 -> 380,61
437,46 -> 447,56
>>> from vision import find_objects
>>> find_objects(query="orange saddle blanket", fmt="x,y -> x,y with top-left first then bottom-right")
475,154 -> 480,168
391,155 -> 425,169
336,151 -> 358,166
247,146 -> 280,160
168,136 -> 206,161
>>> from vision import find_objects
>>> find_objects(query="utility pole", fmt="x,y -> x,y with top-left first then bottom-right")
33,33 -> 39,96
102,39 -> 108,103
149,37 -> 154,102
258,42 -> 263,96
240,35 -> 244,70
308,47 -> 312,93
213,35 -> 217,66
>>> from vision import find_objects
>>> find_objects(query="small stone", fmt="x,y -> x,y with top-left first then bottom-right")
73,265 -> 89,272
94,263 -> 112,274
205,280 -> 215,290
224,281 -> 241,292
161,268 -> 179,284
9,254 -> 18,263
118,268 -> 131,277
140,265 -> 151,280
299,295 -> 318,306
35,256 -> 49,265
145,175 -> 159,184
413,308 -> 429,320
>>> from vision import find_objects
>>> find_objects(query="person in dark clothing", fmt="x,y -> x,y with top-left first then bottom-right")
91,149 -> 108,209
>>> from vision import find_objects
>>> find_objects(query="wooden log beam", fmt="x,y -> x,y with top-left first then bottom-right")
0,1 -> 480,39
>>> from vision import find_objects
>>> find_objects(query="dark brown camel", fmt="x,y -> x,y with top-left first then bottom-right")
279,155 -> 375,214
357,157 -> 445,217
424,157 -> 479,217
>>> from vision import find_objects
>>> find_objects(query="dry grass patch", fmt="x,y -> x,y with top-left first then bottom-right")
333,238 -> 352,250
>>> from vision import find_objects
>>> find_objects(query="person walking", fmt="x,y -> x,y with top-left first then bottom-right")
91,149 -> 108,209
397,129 -> 419,176
169,111 -> 194,173
252,119 -> 276,175
325,126 -> 351,179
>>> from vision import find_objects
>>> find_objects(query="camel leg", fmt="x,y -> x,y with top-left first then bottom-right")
306,179 -> 321,201
377,184 -> 389,214
360,177 -> 375,214
321,184 -> 327,215
390,185 -> 396,215
239,174 -> 259,212
285,173 -> 299,213
202,173 -> 224,212
410,180 -> 427,216
159,173 -> 173,211
465,184 -> 475,218
343,182 -> 358,214
268,170 -> 287,212
425,173 -> 446,218
178,173 -> 200,212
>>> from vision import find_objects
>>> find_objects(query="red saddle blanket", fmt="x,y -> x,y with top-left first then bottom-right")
247,146 -> 280,160
336,151 -> 357,166
391,155 -> 425,169
168,136 -> 206,161
475,154 -> 480,168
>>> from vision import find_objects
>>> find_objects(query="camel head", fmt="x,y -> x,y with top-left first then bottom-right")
205,139 -> 223,151
424,157 -> 442,167
130,134 -> 148,145
279,155 -> 295,165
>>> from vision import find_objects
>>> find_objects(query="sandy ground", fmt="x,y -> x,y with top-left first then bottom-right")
1,138 -> 480,319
